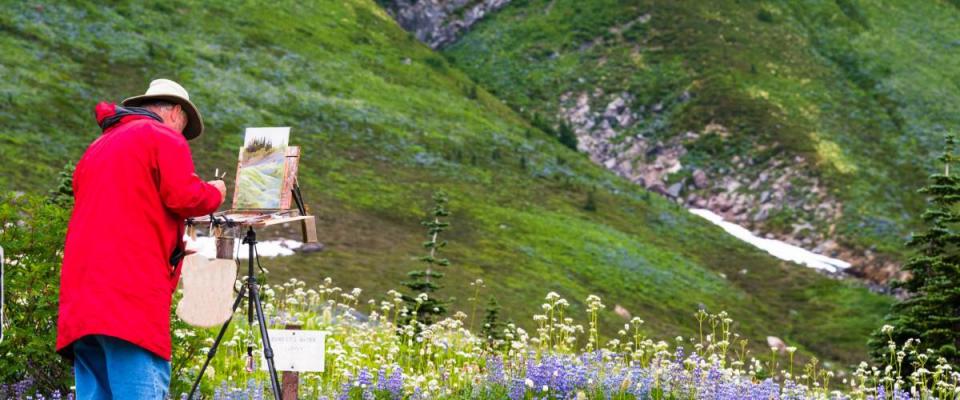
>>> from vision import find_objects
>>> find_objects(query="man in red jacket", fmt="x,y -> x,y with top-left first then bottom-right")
57,79 -> 226,399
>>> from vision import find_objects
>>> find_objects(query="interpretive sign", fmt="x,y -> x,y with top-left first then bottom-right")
262,329 -> 325,372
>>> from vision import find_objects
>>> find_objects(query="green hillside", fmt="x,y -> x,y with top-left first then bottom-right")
445,0 -> 960,271
0,1 -> 890,363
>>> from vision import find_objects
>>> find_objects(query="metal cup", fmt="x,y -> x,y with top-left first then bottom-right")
215,236 -> 235,260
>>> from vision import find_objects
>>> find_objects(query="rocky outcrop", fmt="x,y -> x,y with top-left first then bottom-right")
557,89 -> 906,284
381,0 -> 512,49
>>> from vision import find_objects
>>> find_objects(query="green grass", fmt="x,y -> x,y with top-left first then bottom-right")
445,0 -> 960,260
0,0 -> 890,364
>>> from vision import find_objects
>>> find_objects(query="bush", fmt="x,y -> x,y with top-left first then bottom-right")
756,8 -> 775,23
0,193 -> 72,391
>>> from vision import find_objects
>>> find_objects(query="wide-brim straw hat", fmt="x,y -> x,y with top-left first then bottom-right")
122,79 -> 204,140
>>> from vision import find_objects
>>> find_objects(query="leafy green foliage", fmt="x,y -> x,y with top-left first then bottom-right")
0,194 -> 71,390
871,136 -> 960,366
47,163 -> 74,207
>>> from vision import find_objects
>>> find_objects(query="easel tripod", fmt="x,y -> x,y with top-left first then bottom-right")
187,225 -> 281,400
185,141 -> 315,398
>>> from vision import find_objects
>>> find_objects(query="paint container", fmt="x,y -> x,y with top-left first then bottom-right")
216,236 -> 235,260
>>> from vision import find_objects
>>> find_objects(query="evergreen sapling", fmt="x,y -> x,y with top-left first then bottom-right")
401,191 -> 452,326
482,296 -> 507,349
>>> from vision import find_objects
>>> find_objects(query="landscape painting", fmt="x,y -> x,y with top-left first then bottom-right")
233,127 -> 290,210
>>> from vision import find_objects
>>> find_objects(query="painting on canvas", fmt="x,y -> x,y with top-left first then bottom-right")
233,127 -> 290,210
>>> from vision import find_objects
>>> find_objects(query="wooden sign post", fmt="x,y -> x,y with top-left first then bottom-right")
282,324 -> 301,400
262,326 -> 326,400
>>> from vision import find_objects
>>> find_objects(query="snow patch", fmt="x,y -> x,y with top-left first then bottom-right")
688,208 -> 850,273
184,236 -> 303,260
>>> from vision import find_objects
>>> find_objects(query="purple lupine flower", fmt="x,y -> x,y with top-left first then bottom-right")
486,355 -> 506,385
14,378 -> 33,399
246,379 -> 264,400
507,378 -> 526,400
356,368 -> 374,400
385,366 -> 403,399
376,366 -> 388,392
336,373 -> 354,400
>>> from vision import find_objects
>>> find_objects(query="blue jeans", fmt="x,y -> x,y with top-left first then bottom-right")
73,335 -> 171,400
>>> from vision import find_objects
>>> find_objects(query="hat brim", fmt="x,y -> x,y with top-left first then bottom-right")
121,94 -> 204,140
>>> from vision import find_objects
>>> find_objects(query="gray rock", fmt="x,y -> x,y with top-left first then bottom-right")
767,336 -> 787,354
754,206 -> 770,221
692,169 -> 708,189
382,0 -> 513,49
667,182 -> 683,198
760,191 -> 771,203
296,242 -> 326,254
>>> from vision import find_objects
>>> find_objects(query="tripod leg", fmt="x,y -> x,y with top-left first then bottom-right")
187,285 -> 247,400
249,282 -> 283,400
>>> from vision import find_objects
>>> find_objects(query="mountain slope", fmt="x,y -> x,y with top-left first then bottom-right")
0,0 -> 889,363
443,0 -> 959,281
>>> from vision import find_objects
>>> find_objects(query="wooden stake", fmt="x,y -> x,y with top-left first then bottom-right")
281,324 -> 301,400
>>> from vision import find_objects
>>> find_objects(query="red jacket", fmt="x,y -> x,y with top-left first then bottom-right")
57,103 -> 222,360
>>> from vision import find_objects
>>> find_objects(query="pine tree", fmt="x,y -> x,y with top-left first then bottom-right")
871,135 -> 960,366
401,191 -> 452,326
556,121 -> 579,151
481,296 -> 506,347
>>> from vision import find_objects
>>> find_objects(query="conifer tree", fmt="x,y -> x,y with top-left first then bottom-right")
556,121 -> 579,151
402,191 -> 451,326
871,135 -> 960,365
481,296 -> 506,347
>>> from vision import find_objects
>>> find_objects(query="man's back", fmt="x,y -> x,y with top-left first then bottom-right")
58,108 -> 220,361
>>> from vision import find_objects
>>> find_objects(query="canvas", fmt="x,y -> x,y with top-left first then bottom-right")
233,127 -> 290,209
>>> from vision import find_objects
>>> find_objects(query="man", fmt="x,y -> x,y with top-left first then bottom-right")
57,79 -> 226,399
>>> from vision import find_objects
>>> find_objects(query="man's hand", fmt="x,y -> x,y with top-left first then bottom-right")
208,180 -> 227,204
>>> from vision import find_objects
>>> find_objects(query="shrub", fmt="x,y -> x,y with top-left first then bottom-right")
0,193 -> 72,391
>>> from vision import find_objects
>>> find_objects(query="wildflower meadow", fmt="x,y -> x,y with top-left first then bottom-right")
3,1 -> 960,396
161,278 -> 960,400
12,278 -> 952,400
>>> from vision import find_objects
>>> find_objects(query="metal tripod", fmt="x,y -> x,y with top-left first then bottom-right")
187,226 -> 282,400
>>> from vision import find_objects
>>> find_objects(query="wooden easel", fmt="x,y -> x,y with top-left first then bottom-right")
193,146 -> 318,242
184,144 -> 315,400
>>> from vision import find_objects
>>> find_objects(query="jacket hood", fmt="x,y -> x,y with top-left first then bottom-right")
94,102 -> 163,133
